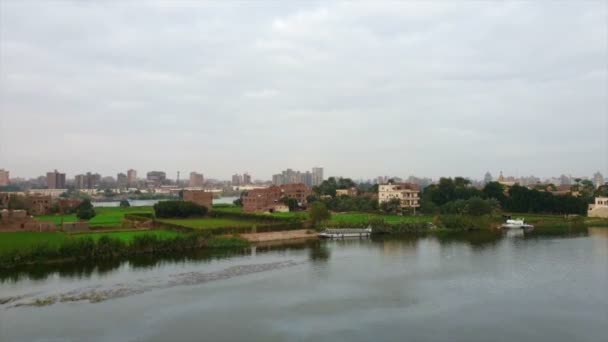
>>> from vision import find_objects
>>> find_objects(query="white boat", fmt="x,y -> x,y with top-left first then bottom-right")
501,219 -> 534,229
318,228 -> 372,239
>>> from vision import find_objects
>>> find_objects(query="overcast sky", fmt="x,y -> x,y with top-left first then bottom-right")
1,1 -> 606,181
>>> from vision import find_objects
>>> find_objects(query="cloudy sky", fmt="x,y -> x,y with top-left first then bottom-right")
1,1 -> 606,181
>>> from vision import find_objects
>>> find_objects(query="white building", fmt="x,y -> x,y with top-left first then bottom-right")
588,197 -> 608,218
378,183 -> 420,210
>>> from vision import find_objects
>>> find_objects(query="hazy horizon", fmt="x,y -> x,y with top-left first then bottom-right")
1,1 -> 606,180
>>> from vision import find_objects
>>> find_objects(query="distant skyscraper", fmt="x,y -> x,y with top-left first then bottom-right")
46,169 -> 66,189
146,171 -> 166,187
593,171 -> 605,188
117,173 -> 128,188
232,174 -> 243,186
0,169 -> 9,186
189,172 -> 204,187
312,167 -> 324,186
243,173 -> 252,185
75,174 -> 85,189
74,172 -> 101,189
127,169 -> 137,186
484,172 -> 493,185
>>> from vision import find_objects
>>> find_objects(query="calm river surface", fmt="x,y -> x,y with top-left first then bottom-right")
1,229 -> 607,342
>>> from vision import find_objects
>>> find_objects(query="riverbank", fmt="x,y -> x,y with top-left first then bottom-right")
241,229 -> 318,243
0,230 -> 249,269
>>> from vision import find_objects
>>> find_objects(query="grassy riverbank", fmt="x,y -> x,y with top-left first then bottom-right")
0,230 -> 248,269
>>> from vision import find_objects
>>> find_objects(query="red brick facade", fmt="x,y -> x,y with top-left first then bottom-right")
242,184 -> 312,213
183,190 -> 213,209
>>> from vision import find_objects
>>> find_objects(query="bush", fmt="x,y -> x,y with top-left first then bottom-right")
76,199 -> 96,220
310,202 -> 331,227
119,200 -> 130,208
154,200 -> 208,218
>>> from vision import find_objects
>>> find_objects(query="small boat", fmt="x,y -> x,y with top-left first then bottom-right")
318,228 -> 372,239
501,219 -> 534,229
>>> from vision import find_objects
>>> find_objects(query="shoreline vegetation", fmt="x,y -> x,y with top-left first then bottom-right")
1,204 -> 607,269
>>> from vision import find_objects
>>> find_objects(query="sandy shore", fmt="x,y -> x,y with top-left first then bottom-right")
240,229 -> 318,243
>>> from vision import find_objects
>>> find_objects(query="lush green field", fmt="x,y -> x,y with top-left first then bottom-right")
329,213 -> 433,225
35,206 -> 154,227
159,218 -> 256,229
0,230 -> 180,254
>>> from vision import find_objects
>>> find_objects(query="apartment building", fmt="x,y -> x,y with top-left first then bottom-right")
378,182 -> 420,209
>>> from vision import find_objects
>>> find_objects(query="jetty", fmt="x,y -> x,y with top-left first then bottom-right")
318,228 -> 372,239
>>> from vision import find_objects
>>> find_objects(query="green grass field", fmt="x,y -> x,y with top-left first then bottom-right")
159,218 -> 256,229
0,229 -> 180,254
35,206 -> 154,227
328,213 -> 433,225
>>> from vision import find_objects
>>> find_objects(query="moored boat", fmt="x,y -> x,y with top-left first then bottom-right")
501,219 -> 534,229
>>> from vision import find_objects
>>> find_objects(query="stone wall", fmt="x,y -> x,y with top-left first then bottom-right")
0,209 -> 56,232
62,222 -> 90,232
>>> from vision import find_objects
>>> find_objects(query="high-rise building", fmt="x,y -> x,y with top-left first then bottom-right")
232,174 -> 243,186
189,172 -> 204,187
75,174 -> 85,189
0,169 -> 9,186
243,173 -> 252,185
594,171 -> 605,188
127,169 -> 137,186
74,172 -> 101,189
46,170 -> 66,189
117,173 -> 128,188
146,171 -> 166,187
312,167 -> 324,186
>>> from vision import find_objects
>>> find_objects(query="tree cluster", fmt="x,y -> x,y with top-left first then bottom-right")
313,177 -> 357,197
309,202 -> 331,227
76,199 -> 96,220
503,185 -> 586,214
309,194 -> 378,213
421,177 -> 588,215
153,200 -> 208,218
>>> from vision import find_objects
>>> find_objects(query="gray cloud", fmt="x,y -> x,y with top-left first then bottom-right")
1,1 -> 606,180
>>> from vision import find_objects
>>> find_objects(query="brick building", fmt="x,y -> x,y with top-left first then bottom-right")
26,195 -> 53,215
280,183 -> 312,204
0,169 -> 9,186
0,209 -> 56,232
183,190 -> 213,209
242,183 -> 312,213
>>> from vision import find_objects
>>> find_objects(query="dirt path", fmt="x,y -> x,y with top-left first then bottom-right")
240,229 -> 318,243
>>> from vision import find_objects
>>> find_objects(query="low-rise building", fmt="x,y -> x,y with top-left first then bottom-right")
242,183 -> 311,213
280,183 -> 312,204
378,182 -> 420,210
0,209 -> 56,232
588,197 -> 608,218
182,190 -> 213,209
26,195 -> 53,216
243,186 -> 283,213
336,187 -> 358,197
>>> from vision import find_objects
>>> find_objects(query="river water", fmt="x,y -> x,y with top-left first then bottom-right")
1,229 -> 607,342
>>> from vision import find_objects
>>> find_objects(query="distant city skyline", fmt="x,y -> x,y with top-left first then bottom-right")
0,166 -> 605,184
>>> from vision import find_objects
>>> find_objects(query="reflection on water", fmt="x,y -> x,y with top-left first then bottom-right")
1,227 -> 607,342
1,229 -> 575,284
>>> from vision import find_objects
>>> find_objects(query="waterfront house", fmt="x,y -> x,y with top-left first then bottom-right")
588,197 -> 608,218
